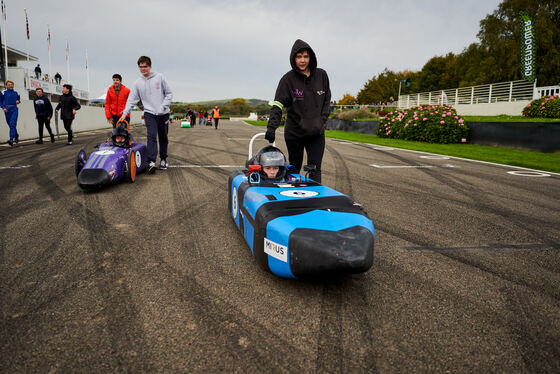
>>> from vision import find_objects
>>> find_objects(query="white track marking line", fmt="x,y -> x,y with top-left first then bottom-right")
0,165 -> 32,169
331,139 -> 560,176
168,165 -> 242,168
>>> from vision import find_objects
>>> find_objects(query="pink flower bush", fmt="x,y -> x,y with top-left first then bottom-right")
523,95 -> 560,118
376,104 -> 468,143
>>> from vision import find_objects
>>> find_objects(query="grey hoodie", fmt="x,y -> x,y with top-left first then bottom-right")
123,72 -> 173,116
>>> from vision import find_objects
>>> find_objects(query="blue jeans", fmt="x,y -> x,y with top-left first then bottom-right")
144,112 -> 169,163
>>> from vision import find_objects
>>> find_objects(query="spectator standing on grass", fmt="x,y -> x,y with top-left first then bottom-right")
2,80 -> 21,146
33,88 -> 55,144
55,84 -> 81,145
120,56 -> 173,173
105,74 -> 131,127
264,39 -> 331,183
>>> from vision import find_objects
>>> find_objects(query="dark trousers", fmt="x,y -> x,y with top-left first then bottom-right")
5,106 -> 19,141
285,135 -> 325,183
37,116 -> 54,139
112,115 -> 131,128
144,112 -> 169,163
214,118 -> 219,129
62,118 -> 73,142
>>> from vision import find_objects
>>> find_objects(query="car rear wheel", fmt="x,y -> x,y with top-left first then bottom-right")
75,149 -> 87,177
126,150 -> 136,183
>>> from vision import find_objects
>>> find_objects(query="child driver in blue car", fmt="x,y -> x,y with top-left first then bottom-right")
255,145 -> 288,182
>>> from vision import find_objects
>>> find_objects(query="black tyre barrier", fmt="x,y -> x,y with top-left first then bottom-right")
466,122 -> 560,153
326,119 -> 560,153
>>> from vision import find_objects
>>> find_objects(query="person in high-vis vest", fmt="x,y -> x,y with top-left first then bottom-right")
212,106 -> 220,129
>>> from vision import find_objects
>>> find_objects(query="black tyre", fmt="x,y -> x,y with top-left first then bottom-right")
75,149 -> 87,177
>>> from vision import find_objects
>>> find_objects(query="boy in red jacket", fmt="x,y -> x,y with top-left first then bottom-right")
105,74 -> 131,127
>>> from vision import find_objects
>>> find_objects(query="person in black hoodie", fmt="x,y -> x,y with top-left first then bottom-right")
33,88 -> 55,144
265,39 -> 331,183
55,84 -> 81,145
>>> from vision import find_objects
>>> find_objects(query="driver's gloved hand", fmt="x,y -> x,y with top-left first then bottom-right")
265,129 -> 275,143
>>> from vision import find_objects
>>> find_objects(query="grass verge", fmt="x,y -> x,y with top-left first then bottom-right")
245,120 -> 268,126
326,130 -> 560,173
243,121 -> 559,172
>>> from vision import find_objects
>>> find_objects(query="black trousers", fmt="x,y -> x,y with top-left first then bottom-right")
62,118 -> 73,142
214,118 -> 219,129
285,135 -> 325,183
37,116 -> 54,139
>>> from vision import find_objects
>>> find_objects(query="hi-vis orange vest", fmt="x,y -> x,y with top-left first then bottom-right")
213,108 -> 220,118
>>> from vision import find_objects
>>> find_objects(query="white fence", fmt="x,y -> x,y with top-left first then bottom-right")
536,85 -> 560,97
398,80 -> 538,109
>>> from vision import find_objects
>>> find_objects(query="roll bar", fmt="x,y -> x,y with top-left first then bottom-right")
248,132 -> 275,159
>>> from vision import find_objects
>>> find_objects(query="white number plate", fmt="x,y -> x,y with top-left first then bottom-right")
264,238 -> 287,262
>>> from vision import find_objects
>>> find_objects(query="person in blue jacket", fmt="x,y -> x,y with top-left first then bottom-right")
2,80 -> 20,146
33,88 -> 55,144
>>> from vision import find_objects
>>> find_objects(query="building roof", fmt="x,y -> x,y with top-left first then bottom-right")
1,44 -> 39,63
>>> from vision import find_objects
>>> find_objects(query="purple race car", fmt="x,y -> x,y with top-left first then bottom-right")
75,124 -> 147,190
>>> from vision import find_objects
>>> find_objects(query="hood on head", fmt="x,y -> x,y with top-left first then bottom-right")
290,39 -> 317,73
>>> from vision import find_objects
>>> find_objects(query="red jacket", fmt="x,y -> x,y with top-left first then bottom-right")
105,84 -> 131,119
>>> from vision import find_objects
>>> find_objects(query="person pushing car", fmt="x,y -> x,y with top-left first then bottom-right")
120,56 -> 173,173
264,39 -> 331,183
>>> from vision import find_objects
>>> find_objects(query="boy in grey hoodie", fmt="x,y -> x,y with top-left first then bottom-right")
121,56 -> 173,173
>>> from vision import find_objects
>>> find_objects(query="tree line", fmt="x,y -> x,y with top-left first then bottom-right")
354,0 -> 559,105
170,98 -> 270,116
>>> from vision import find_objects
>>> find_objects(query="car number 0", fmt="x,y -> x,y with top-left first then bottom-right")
232,186 -> 238,219
135,151 -> 141,167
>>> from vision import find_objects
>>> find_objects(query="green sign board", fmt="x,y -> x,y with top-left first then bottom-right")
520,11 -> 536,82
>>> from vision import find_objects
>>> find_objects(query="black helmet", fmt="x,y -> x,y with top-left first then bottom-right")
111,124 -> 130,147
253,145 -> 286,181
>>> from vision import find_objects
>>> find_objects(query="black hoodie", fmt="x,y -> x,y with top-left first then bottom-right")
55,92 -> 81,120
267,39 -> 331,139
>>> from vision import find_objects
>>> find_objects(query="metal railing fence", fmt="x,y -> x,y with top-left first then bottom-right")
398,80 -> 537,108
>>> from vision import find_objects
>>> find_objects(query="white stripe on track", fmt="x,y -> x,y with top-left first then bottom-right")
168,165 -> 242,168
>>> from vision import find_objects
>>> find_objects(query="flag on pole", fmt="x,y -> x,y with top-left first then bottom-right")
65,40 -> 69,61
1,0 -> 6,21
85,49 -> 88,70
47,25 -> 50,47
24,8 -> 29,39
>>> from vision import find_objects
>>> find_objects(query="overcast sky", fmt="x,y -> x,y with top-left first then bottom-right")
8,0 -> 502,102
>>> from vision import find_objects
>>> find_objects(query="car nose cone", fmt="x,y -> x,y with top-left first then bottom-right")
78,169 -> 111,190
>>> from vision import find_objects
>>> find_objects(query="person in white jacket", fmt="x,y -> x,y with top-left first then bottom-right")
121,56 -> 173,173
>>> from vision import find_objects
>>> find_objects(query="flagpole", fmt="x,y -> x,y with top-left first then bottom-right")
86,48 -> 90,101
65,39 -> 69,83
24,9 -> 28,65
2,0 -> 8,80
47,24 -> 52,84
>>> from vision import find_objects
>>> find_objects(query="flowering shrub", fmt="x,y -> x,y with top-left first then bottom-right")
522,95 -> 560,118
376,105 -> 468,143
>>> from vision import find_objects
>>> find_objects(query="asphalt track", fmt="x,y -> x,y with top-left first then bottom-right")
1,120 -> 559,373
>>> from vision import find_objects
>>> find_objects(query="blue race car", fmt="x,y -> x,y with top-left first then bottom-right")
75,122 -> 147,190
228,133 -> 374,279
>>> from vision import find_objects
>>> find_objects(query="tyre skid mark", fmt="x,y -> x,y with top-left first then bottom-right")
81,195 -> 156,371
375,218 -> 560,301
